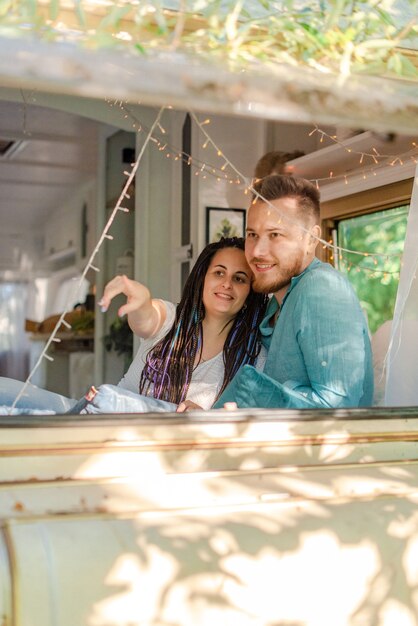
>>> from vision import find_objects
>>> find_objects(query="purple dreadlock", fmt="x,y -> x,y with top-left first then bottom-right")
139,237 -> 268,405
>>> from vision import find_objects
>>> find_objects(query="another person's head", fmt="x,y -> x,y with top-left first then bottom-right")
140,237 -> 268,404
246,174 -> 321,298
254,150 -> 304,180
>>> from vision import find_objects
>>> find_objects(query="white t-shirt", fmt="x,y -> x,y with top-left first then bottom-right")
118,300 -> 266,410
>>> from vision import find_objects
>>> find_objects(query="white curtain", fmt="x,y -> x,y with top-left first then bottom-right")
385,168 -> 418,406
0,283 -> 30,381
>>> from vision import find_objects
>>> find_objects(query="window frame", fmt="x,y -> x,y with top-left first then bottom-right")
319,178 -> 414,263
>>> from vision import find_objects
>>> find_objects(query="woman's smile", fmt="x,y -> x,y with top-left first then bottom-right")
203,247 -> 251,318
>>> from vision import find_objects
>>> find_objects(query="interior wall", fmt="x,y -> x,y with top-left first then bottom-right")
101,129 -> 136,385
191,113 -> 266,253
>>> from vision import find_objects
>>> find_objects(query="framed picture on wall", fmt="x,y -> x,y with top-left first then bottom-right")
206,207 -> 246,244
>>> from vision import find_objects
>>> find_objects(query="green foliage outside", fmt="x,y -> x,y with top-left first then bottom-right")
338,204 -> 409,334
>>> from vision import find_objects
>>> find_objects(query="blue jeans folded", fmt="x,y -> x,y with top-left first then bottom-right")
0,377 -> 177,415
0,376 -> 77,414
80,384 -> 177,414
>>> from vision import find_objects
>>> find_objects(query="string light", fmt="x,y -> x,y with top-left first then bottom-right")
113,100 -> 418,190
309,125 -> 418,162
104,100 -> 413,269
115,102 -> 241,183
9,105 -> 167,414
191,111 -> 406,266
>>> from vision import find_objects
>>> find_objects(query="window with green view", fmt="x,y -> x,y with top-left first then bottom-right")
337,204 -> 409,334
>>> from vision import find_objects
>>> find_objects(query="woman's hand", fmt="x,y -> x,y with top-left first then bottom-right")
176,400 -> 203,412
99,275 -> 165,338
99,275 -> 150,316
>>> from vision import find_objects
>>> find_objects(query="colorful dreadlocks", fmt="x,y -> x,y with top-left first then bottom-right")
139,237 -> 268,405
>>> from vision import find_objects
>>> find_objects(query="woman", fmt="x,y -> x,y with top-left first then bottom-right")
1,238 -> 267,415
97,237 -> 268,413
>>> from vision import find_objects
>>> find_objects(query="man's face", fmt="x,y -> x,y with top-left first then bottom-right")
245,197 -> 318,299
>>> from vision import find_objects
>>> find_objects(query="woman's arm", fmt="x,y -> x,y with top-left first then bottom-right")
99,274 -> 166,339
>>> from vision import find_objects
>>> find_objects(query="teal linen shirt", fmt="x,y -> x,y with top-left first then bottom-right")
215,258 -> 374,409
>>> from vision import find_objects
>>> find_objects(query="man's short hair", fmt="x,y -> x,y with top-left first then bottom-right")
252,174 -> 320,225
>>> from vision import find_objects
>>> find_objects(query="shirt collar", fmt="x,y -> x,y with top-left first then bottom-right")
281,257 -> 321,307
260,257 -> 321,339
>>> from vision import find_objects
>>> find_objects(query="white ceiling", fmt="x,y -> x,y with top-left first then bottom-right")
0,99 -> 101,230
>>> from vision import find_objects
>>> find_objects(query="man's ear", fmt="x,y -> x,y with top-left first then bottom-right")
309,224 -> 321,248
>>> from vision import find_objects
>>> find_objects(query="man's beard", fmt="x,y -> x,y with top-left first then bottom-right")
251,256 -> 305,294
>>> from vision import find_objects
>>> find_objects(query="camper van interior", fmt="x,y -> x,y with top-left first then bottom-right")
0,91 -> 416,403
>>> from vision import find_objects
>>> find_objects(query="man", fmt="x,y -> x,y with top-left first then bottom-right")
214,174 -> 374,409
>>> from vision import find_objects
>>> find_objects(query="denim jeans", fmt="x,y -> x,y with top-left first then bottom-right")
79,384 -> 177,414
0,376 -> 77,414
0,378 -> 177,415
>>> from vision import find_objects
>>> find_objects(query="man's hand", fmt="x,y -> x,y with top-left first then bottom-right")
176,400 -> 203,412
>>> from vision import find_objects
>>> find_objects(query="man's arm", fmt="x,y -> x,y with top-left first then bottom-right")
214,270 -> 373,410
289,270 -> 373,408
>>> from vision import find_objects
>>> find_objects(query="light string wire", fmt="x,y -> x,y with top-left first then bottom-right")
112,99 -> 418,188
310,146 -> 418,185
309,125 -> 418,168
109,100 -> 411,275
190,112 -> 405,265
115,99 -> 410,267
110,99 -> 242,185
8,106 -> 166,414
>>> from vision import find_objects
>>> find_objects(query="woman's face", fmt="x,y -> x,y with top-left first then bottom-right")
202,247 -> 252,320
